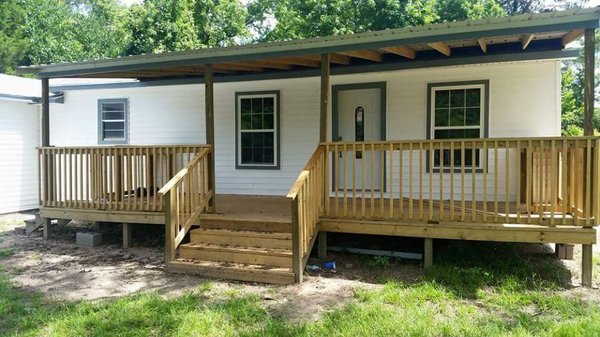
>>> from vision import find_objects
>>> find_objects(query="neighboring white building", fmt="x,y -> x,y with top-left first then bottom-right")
0,75 -> 41,213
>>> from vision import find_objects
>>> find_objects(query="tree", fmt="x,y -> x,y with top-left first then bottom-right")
560,30 -> 600,135
248,0 -> 505,42
0,0 -> 27,74
126,0 -> 249,55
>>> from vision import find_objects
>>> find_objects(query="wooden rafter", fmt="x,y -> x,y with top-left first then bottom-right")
304,54 -> 351,65
477,38 -> 487,53
338,50 -> 383,62
228,61 -> 292,70
428,42 -> 451,56
215,63 -> 265,72
380,46 -> 416,59
268,57 -> 321,67
562,29 -> 584,46
521,34 -> 535,49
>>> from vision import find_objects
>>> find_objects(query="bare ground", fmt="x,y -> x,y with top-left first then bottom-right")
0,212 -> 598,322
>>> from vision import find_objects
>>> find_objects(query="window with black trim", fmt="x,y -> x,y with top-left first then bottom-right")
236,92 -> 279,169
430,83 -> 486,169
98,99 -> 128,144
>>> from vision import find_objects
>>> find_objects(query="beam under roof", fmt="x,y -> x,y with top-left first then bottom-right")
428,42 -> 451,56
380,46 -> 416,59
337,50 -> 383,62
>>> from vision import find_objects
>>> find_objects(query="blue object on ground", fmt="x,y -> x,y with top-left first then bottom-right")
323,261 -> 336,270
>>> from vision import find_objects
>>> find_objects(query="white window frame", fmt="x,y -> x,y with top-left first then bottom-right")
429,83 -> 486,170
236,92 -> 279,169
98,98 -> 128,144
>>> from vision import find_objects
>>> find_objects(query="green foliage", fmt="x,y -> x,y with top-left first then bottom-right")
366,256 -> 391,269
248,0 -> 505,41
2,244 -> 600,336
125,0 -> 249,55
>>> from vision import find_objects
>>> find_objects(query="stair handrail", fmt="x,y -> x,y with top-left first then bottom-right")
160,146 -> 214,262
287,145 -> 326,282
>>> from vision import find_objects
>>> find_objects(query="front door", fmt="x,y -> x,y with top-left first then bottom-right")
336,87 -> 383,191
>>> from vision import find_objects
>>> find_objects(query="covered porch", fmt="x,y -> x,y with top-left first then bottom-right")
25,8 -> 599,285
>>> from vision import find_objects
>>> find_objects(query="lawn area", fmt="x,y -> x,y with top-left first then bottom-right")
1,238 -> 600,337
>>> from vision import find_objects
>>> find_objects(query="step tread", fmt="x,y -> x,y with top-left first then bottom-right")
179,242 -> 292,257
190,228 -> 292,240
168,259 -> 294,284
199,213 -> 291,225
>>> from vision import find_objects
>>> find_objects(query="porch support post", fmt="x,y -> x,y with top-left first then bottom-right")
583,29 -> 595,136
122,223 -> 132,249
319,53 -> 330,142
205,64 -> 216,212
424,238 -> 433,269
318,54 -> 330,258
41,78 -> 52,239
582,29 -> 595,287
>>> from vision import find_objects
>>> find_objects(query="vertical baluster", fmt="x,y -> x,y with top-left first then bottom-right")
550,140 -> 556,226
516,140 -> 521,224
561,140 -> 568,225
482,141 -> 488,223
361,143 -> 366,218
379,143 -> 384,218
343,143 -> 347,217
585,139 -> 592,226
429,141 -> 434,221
526,140 -> 532,224
408,142 -> 413,220
450,141 -> 455,221
370,143 -> 375,217
419,142 -> 424,220
352,143 -> 357,217
398,142 -> 403,220
494,141 -> 498,223
461,141 -> 465,222
505,142 -> 510,223
538,140 -> 545,224
471,140 -> 476,222
389,143 -> 394,219
334,144 -> 339,216
439,141 -> 444,221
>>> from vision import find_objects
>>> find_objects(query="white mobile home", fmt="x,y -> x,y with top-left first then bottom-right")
20,8 -> 599,285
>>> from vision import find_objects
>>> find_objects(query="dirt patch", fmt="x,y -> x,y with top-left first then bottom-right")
0,213 -> 380,322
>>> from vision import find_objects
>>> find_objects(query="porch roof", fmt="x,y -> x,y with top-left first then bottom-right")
18,7 -> 600,81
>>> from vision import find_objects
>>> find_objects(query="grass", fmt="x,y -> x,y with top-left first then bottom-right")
1,241 -> 599,336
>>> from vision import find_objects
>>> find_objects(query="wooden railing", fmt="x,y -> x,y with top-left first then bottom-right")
38,145 -> 208,212
159,147 -> 214,262
287,146 -> 326,282
323,137 -> 600,227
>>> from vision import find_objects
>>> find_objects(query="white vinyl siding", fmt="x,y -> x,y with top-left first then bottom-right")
0,100 -> 40,213
50,60 -> 561,196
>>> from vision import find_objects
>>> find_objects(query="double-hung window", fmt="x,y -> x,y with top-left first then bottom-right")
236,91 -> 280,169
429,81 -> 488,170
98,99 -> 128,144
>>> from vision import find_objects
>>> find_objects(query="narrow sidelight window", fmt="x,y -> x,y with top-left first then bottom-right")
236,91 -> 280,169
428,81 -> 488,170
98,99 -> 128,144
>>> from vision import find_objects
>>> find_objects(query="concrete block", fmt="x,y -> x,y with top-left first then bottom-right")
14,226 -> 26,235
76,232 -> 103,247
555,244 -> 574,260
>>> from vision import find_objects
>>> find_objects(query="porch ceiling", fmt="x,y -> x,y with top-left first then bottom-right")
18,7 -> 600,80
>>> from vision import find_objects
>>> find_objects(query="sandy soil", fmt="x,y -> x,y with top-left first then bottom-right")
0,212 -> 597,322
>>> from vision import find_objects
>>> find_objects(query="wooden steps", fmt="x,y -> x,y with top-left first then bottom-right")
167,259 -> 294,285
170,217 -> 295,284
190,228 -> 292,249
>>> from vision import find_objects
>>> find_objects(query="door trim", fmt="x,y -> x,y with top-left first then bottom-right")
332,82 -> 387,142
331,82 -> 387,193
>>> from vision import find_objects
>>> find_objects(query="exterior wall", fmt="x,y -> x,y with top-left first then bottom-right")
0,100 -> 40,213
51,60 -> 561,197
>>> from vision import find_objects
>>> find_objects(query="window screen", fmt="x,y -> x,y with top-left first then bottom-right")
237,93 -> 279,168
99,99 -> 128,144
